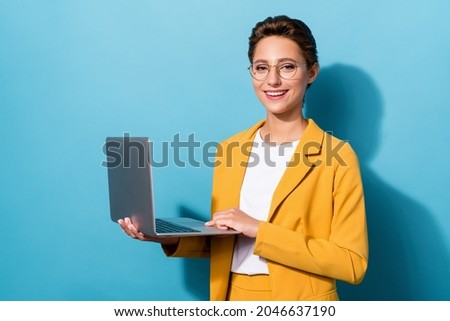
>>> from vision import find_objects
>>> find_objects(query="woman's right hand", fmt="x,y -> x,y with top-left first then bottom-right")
118,217 -> 180,246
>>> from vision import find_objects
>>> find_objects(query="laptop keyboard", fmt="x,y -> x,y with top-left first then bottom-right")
155,218 -> 201,234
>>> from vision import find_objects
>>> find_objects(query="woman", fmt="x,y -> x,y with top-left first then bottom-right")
119,15 -> 368,301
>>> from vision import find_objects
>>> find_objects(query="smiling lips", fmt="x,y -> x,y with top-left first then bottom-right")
265,90 -> 288,99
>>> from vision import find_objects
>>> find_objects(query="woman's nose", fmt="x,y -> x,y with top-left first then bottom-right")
266,66 -> 282,86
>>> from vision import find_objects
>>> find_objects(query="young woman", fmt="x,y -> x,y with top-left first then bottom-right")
119,15 -> 368,301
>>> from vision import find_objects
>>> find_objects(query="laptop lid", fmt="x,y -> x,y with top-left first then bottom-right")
105,136 -> 239,237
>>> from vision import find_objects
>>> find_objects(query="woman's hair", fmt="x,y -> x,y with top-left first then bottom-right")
248,15 -> 318,68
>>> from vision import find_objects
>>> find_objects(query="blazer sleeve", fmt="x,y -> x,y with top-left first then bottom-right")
254,146 -> 368,284
162,236 -> 210,258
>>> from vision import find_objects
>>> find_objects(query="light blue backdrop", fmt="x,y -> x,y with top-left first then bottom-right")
1,0 -> 449,300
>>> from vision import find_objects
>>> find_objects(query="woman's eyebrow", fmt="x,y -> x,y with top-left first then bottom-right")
252,57 -> 298,64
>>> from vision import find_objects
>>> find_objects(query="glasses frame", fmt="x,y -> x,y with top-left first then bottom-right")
248,62 -> 308,81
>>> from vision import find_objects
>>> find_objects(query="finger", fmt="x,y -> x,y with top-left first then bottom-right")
123,217 -> 140,238
214,208 -> 240,220
215,218 -> 236,230
136,232 -> 152,241
118,218 -> 128,229
211,208 -> 235,219
128,221 -> 139,234
118,218 -> 132,235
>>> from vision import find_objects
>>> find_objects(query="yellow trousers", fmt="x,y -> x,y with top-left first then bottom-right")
226,273 -> 272,301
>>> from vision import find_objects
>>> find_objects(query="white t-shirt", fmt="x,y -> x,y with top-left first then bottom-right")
231,129 -> 299,275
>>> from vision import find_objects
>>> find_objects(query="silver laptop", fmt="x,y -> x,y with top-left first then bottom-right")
105,136 -> 240,237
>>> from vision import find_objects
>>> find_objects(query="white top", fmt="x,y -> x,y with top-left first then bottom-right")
231,129 -> 300,275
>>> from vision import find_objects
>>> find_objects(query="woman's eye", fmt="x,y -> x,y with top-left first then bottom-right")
255,65 -> 269,72
280,63 -> 296,71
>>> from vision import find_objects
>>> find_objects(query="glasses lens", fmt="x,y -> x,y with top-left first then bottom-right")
250,64 -> 269,80
278,63 -> 297,79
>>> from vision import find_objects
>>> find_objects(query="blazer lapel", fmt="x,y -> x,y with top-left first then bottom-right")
268,119 -> 324,221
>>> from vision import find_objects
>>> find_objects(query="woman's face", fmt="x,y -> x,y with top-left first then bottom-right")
251,36 -> 318,118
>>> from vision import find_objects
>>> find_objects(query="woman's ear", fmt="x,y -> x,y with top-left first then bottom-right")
307,63 -> 319,84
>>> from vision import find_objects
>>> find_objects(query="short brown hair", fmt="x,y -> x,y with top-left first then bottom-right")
248,15 -> 318,68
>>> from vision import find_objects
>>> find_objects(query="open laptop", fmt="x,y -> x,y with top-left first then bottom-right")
105,136 -> 240,237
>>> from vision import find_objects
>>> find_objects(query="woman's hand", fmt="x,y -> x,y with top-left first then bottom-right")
118,217 -> 179,246
205,207 -> 260,238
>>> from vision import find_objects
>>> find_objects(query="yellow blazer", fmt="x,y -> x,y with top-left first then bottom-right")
166,119 -> 368,300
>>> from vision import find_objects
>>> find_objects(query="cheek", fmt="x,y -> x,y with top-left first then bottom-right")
252,81 -> 265,99
293,78 -> 309,93
252,79 -> 261,91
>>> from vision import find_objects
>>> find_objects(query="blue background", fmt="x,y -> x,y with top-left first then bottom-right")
1,0 -> 449,300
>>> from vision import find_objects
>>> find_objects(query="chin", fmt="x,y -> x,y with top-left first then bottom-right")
263,102 -> 299,115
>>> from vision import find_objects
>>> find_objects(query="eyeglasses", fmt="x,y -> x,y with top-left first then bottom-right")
248,62 -> 307,81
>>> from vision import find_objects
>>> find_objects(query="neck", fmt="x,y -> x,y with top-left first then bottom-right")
261,112 -> 308,144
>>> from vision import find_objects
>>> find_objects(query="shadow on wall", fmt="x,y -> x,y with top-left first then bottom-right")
305,64 -> 450,300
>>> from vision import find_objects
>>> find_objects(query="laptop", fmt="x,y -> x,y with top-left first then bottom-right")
105,136 -> 240,237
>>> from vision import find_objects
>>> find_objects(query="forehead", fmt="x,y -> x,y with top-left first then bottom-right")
253,36 -> 303,62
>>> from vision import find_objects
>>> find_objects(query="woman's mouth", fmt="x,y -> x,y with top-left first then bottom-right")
264,90 -> 288,99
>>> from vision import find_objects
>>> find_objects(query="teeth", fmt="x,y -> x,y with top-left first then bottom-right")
266,91 -> 287,96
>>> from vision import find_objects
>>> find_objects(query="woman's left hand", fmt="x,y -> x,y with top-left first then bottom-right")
205,207 -> 260,238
